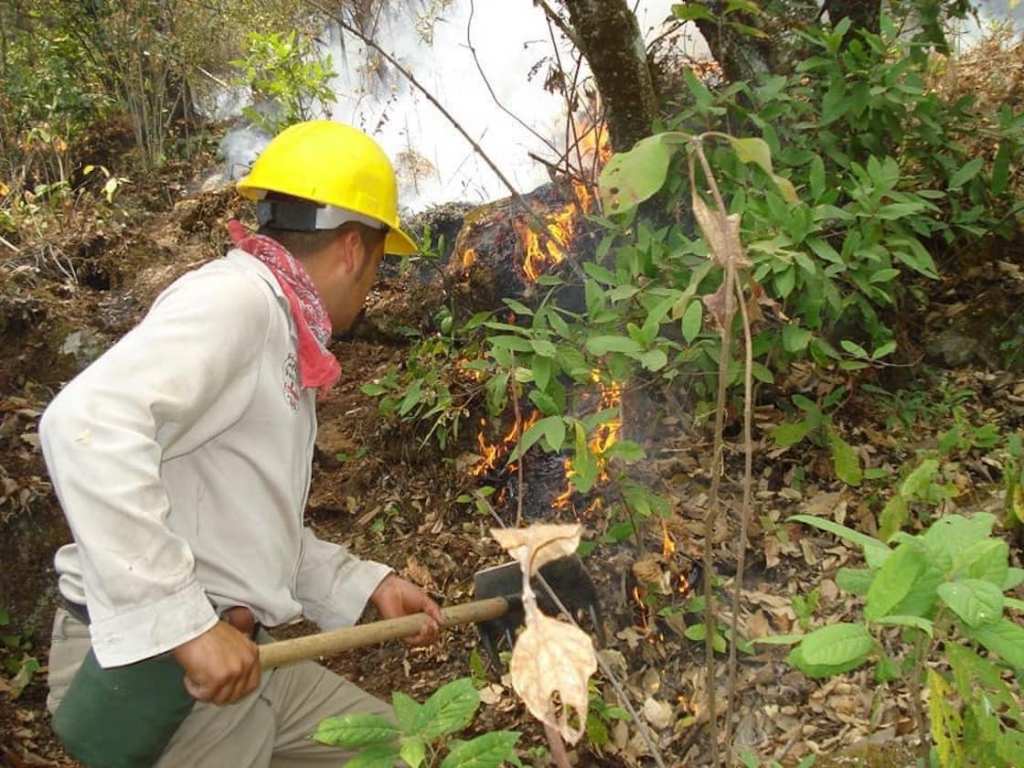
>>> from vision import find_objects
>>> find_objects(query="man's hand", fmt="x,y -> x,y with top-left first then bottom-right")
172,620 -> 260,705
370,574 -> 443,646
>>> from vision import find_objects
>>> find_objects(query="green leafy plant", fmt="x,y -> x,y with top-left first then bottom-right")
315,678 -> 519,768
775,512 -> 1024,764
770,387 -> 866,487
0,608 -> 40,699
232,30 -> 337,135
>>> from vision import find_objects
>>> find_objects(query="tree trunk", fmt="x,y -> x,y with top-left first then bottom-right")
561,0 -> 658,152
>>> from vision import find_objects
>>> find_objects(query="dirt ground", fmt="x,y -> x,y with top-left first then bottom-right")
2,146 -> 1024,768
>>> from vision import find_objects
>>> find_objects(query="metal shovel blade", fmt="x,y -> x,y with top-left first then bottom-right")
472,554 -> 603,670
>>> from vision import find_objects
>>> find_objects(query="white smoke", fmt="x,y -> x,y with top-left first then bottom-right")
214,1 -> 707,209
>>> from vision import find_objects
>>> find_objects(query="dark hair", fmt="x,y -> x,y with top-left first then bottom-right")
257,221 -> 385,260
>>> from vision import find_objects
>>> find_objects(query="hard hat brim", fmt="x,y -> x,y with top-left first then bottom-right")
385,226 -> 418,256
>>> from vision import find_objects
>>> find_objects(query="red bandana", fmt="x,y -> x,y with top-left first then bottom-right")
228,220 -> 341,396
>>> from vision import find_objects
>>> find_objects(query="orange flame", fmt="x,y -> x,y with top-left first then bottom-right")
471,412 -> 540,477
515,119 -> 612,284
662,520 -> 676,559
461,248 -> 477,269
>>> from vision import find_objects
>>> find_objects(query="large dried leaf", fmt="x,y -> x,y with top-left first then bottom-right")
490,524 -> 582,578
509,612 -> 597,744
692,193 -> 749,269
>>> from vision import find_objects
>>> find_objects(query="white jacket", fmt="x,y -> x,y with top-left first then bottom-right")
40,249 -> 391,668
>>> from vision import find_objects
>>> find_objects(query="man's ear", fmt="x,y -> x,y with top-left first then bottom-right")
333,227 -> 364,276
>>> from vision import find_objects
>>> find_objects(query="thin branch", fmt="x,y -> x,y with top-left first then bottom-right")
725,276 -> 754,765
544,723 -> 572,768
467,0 -> 559,156
531,0 -> 582,49
511,369 -> 525,529
305,0 -> 586,281
0,234 -> 21,254
303,0 -> 538,226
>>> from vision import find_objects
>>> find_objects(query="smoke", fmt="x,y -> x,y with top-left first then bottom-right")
220,126 -> 271,181
210,1 -> 708,207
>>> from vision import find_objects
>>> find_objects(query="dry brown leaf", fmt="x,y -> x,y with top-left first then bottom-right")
491,524 -> 582,577
642,696 -> 674,731
509,612 -> 597,744
404,556 -> 434,589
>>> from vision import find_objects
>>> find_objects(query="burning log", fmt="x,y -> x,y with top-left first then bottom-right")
446,180 -> 596,313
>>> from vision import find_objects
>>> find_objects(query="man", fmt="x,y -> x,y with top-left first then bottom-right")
40,120 -> 442,766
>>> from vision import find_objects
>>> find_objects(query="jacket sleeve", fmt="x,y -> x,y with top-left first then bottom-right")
39,267 -> 271,667
294,527 -> 392,629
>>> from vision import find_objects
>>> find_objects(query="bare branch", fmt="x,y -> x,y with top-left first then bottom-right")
531,0 -> 582,49
467,0 -> 559,156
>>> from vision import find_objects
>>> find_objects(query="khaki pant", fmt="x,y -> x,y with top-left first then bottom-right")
47,609 -> 394,767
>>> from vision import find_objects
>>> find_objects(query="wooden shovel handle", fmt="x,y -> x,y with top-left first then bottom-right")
259,597 -> 510,669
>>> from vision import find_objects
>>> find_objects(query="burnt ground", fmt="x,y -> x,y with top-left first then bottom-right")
2,154 -> 1024,768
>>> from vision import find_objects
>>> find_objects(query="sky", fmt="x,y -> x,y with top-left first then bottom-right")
323,1 -> 706,211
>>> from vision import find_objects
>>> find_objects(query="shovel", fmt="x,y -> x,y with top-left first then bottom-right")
53,556 -> 601,768
260,553 -> 603,670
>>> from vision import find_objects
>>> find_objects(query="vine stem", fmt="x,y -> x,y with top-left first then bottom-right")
724,276 -> 754,765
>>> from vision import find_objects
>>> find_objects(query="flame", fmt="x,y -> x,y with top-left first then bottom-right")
461,248 -> 477,269
588,370 -> 622,462
471,412 -> 540,477
662,520 -> 676,559
515,119 -> 612,284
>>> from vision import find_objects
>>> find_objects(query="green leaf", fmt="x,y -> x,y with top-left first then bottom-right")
809,155 -> 826,200
572,421 -> 599,494
419,679 -> 481,740
313,714 -> 400,748
901,459 -> 940,499
682,300 -> 703,343
772,420 -> 810,448
873,615 -> 934,637
773,174 -> 800,204
343,744 -> 403,768
782,324 -> 812,353
510,416 -> 565,459
878,495 -> 908,541
400,736 -> 427,768
440,731 -> 520,768
392,691 -> 422,733
836,567 -> 874,596
672,2 -> 716,21
488,335 -> 534,353
684,623 -> 727,653
1004,567 -> 1024,590
840,340 -> 869,359
502,299 -> 534,316
586,335 -> 644,356
789,514 -> 890,567
530,338 -> 556,358
949,157 -> 984,189
604,440 -> 646,462
865,542 -> 926,621
599,132 -> 685,213
532,355 -> 552,392
398,380 -> 423,416
728,136 -> 774,176
957,539 -> 1009,587
828,427 -> 863,486
639,348 -> 668,371
789,623 -> 872,677
937,579 -> 1004,628
967,619 -> 1024,669
751,634 -> 804,645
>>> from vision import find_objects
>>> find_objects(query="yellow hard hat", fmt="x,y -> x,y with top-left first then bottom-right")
237,120 -> 417,256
